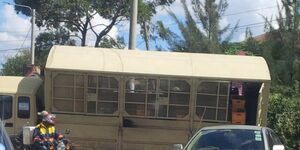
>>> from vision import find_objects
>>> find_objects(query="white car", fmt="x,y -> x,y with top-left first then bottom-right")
174,125 -> 284,150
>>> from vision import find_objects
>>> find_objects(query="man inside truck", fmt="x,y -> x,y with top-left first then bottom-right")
33,113 -> 65,150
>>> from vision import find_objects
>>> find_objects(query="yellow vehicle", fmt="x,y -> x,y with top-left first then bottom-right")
0,76 -> 42,135
0,45 -> 271,150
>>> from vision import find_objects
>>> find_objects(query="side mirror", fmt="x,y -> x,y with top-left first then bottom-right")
273,145 -> 285,150
173,144 -> 183,150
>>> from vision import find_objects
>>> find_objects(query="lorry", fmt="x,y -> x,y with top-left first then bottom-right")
0,45 -> 271,150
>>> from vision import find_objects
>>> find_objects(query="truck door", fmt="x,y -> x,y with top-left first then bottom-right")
14,96 -> 32,134
0,95 -> 14,135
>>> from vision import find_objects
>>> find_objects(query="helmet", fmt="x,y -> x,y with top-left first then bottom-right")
37,110 -> 48,116
43,114 -> 56,125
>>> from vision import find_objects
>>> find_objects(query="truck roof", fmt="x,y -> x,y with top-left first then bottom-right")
0,76 -> 42,95
46,45 -> 271,82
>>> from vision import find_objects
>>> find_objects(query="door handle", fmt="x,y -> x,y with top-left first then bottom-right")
5,122 -> 13,127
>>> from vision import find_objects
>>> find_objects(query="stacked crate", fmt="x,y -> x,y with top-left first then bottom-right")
231,98 -> 246,124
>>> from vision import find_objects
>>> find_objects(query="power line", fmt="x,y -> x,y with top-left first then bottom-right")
163,5 -> 280,27
0,48 -> 29,52
229,18 -> 285,30
224,5 -> 277,17
16,28 -> 31,55
0,39 -> 30,42
0,30 -> 40,32
234,24 -> 265,31
0,28 -> 31,54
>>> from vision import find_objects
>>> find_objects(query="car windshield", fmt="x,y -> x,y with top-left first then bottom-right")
186,129 -> 265,150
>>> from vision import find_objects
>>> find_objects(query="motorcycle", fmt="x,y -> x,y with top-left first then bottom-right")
12,132 -> 78,150
34,138 -> 78,150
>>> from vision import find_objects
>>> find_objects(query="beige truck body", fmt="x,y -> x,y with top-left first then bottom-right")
1,45 -> 271,150
43,46 -> 271,150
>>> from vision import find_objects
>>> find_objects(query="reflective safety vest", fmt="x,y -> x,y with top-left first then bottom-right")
33,123 -> 63,141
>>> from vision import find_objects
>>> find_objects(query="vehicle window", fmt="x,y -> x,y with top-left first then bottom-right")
187,129 -> 265,150
196,81 -> 230,121
267,130 -> 283,147
53,73 -> 119,114
266,131 -> 273,148
18,96 -> 30,118
0,95 -> 12,120
125,78 -> 190,119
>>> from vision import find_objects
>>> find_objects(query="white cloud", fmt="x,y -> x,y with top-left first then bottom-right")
152,0 -> 282,42
225,0 -> 281,41
0,5 -> 120,66
1,6 -> 31,31
0,5 -> 32,47
0,0 -> 287,67
0,5 -> 33,67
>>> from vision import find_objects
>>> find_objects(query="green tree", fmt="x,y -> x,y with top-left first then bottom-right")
223,42 -> 254,56
262,1 -> 300,149
223,28 -> 261,56
157,0 -> 238,53
1,50 -> 30,76
244,28 -> 262,55
34,27 -> 76,67
14,0 -> 174,48
268,86 -> 300,150
0,26 -> 125,76
14,0 -> 129,47
262,0 -> 300,86
138,0 -> 174,50
98,36 -> 125,49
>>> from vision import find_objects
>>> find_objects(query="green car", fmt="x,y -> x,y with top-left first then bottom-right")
174,125 -> 284,150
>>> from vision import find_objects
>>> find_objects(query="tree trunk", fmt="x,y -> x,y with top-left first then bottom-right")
142,22 -> 150,50
81,30 -> 87,46
81,17 -> 90,46
94,17 -> 118,47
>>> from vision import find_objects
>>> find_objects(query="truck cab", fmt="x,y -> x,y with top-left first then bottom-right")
0,76 -> 43,136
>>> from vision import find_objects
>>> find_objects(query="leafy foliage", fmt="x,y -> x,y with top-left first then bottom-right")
262,0 -> 300,87
222,28 -> 261,56
14,0 -> 174,48
99,36 -> 125,49
223,42 -> 254,56
255,2 -> 300,148
1,50 -> 31,76
157,0 -> 238,53
268,85 -> 300,150
34,27 -> 76,67
136,0 -> 175,50
14,0 -> 130,47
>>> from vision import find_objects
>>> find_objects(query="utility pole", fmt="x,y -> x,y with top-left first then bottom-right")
129,0 -> 138,50
121,2 -> 138,150
31,9 -> 35,65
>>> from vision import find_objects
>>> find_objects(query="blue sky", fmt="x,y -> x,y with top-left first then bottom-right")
0,0 -> 281,70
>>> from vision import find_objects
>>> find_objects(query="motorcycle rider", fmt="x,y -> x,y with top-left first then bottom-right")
36,110 -> 49,124
32,113 -> 65,150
